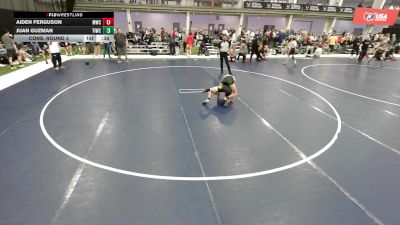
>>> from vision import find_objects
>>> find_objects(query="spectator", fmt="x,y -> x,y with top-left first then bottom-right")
40,43 -> 51,64
174,31 -> 180,55
228,46 -> 237,62
0,44 -> 7,67
181,30 -> 187,53
49,42 -> 64,71
367,44 -> 385,67
29,42 -> 41,57
314,45 -> 323,58
160,27 -> 165,42
65,42 -> 73,56
261,44 -> 269,59
390,34 -> 397,46
278,29 -> 286,45
351,36 -> 361,58
168,34 -> 176,55
305,38 -> 314,57
358,36 -> 371,64
250,37 -> 262,62
283,37 -> 298,65
1,29 -> 24,70
322,42 -> 330,54
203,31 -> 210,44
82,42 -> 89,55
114,28 -> 128,62
232,32 -> 238,44
196,32 -> 203,45
384,49 -> 396,61
237,41 -> 248,63
337,35 -> 343,46
328,34 -> 337,53
16,45 -> 33,62
103,41 -> 111,59
94,42 -> 101,57
186,32 -> 194,56
198,40 -> 206,56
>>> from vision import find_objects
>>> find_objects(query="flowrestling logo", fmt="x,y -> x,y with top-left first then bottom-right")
353,8 -> 399,25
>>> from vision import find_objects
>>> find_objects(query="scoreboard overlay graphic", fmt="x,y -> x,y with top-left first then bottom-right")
13,12 -> 114,42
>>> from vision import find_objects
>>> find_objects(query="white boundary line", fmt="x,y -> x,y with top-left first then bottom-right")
50,112 -> 109,225
39,66 -> 342,181
0,56 -> 71,91
69,54 -> 363,60
171,72 -> 223,224
179,103 -> 223,224
178,89 -> 205,94
1,56 -> 399,92
237,98 -> 385,225
309,105 -> 400,156
301,64 -> 400,107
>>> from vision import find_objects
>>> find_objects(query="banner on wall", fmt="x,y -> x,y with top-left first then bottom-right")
353,8 -> 399,25
243,1 -> 354,14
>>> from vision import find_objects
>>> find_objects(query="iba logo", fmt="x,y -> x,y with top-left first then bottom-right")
363,12 -> 388,22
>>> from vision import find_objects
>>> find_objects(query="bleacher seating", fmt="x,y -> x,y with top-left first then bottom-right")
127,42 -> 170,54
205,43 -> 219,55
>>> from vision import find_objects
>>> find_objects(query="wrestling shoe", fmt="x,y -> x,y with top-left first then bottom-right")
223,98 -> 229,107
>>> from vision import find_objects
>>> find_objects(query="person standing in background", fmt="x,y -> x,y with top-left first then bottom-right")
160,27 -> 165,42
237,41 -> 248,63
1,29 -> 24,70
186,32 -> 194,56
228,46 -> 237,62
114,28 -> 128,63
390,34 -> 396,47
358,36 -> 371,64
103,41 -> 111,59
328,34 -> 337,53
278,29 -> 286,46
350,36 -> 360,58
65,42 -> 73,56
93,42 -> 101,57
313,45 -> 323,58
181,30 -> 187,53
368,44 -> 385,67
219,35 -> 232,74
283,37 -> 297,65
168,34 -> 176,55
49,42 -> 64,71
250,37 -> 262,62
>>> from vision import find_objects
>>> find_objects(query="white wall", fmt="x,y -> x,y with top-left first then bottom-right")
246,16 -> 287,31
115,11 -> 129,32
244,16 -> 326,35
116,12 -> 239,33
334,20 -> 386,34
131,12 -> 186,32
114,11 -> 387,35
368,25 -> 387,33
334,20 -> 365,33
190,14 -> 239,31
291,18 -> 325,35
